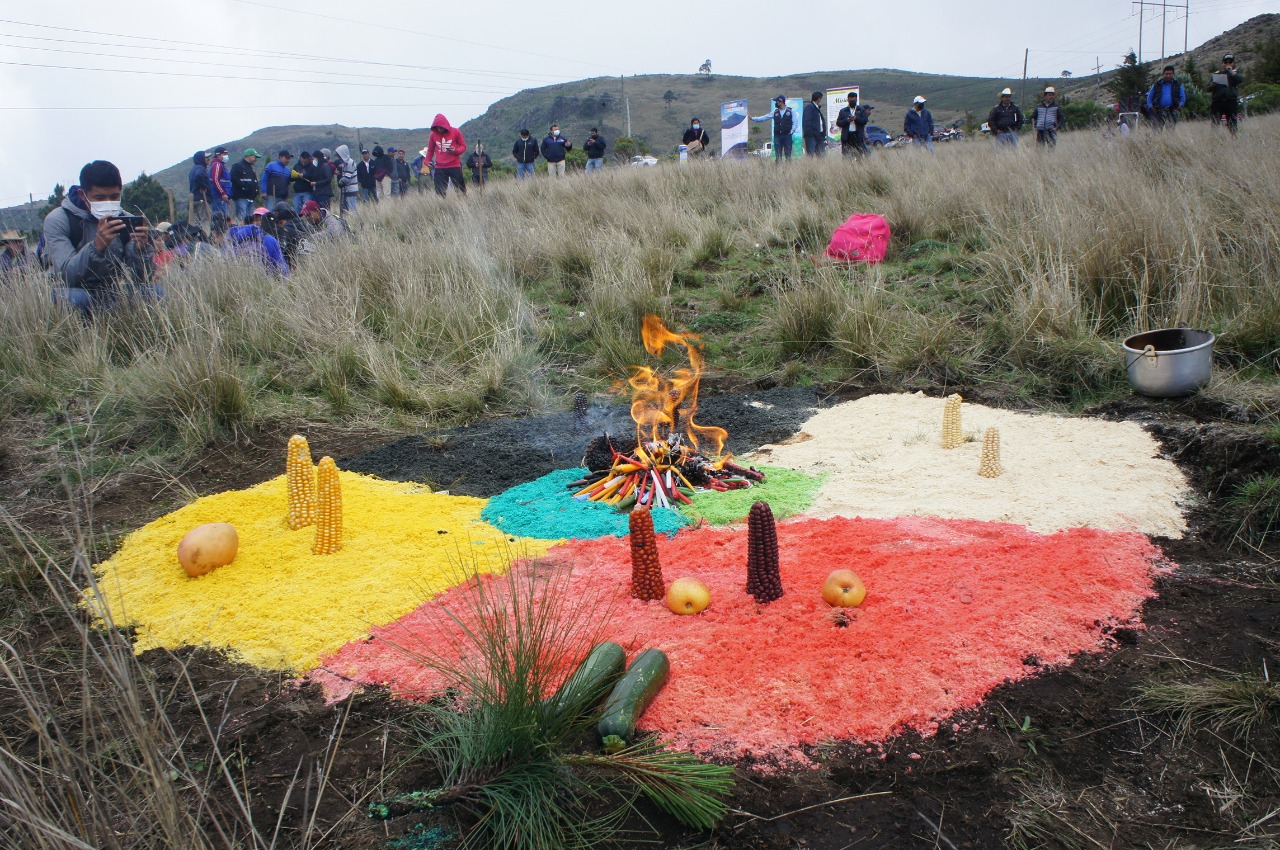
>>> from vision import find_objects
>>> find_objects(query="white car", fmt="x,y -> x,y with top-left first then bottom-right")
629,155 -> 659,167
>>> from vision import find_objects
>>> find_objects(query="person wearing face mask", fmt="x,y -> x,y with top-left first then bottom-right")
540,125 -> 572,178
682,118 -> 710,158
835,93 -> 871,158
208,146 -> 233,218
512,129 -> 539,180
751,96 -> 795,162
583,129 -> 607,174
426,114 -> 468,196
40,160 -> 158,313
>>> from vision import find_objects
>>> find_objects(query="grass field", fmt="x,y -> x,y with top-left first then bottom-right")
1,117 -> 1278,849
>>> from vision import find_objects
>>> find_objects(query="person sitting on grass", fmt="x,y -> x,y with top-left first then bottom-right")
226,208 -> 289,276
300,199 -> 350,242
41,159 -> 160,314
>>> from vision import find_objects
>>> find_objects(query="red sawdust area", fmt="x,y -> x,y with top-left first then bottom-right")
313,516 -> 1166,767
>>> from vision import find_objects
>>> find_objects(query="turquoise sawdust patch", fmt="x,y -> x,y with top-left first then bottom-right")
481,468 -> 691,540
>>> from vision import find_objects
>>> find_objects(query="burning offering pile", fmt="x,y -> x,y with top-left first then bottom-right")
570,316 -> 765,511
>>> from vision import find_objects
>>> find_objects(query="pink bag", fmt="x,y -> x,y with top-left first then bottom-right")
824,214 -> 891,264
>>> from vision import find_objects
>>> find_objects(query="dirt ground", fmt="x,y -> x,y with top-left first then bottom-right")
4,386 -> 1278,849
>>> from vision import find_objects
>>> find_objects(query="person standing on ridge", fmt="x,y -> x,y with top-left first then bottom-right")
312,150 -> 335,211
290,150 -> 318,214
466,143 -> 493,187
512,129 -> 539,180
188,151 -> 211,230
541,124 -> 572,178
682,118 -> 709,158
356,149 -> 378,204
1146,66 -> 1185,130
904,96 -> 935,153
261,150 -> 293,210
230,149 -> 260,223
371,145 -> 393,198
427,113 -> 468,196
584,128 -> 607,174
208,146 -> 233,218
333,144 -> 360,212
1207,53 -> 1244,134
1031,87 -> 1064,146
751,95 -> 795,162
988,88 -> 1024,146
836,92 -> 871,158
390,148 -> 412,197
802,90 -> 828,156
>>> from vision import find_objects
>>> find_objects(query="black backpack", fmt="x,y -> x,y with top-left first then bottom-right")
36,207 -> 85,270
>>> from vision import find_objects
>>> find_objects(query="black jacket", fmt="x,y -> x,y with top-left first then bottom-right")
835,105 -> 870,140
1207,67 -> 1244,106
802,101 -> 827,137
356,160 -> 377,189
584,134 -> 607,159
312,161 -> 335,197
230,159 -> 259,200
466,152 -> 493,173
682,126 -> 710,146
988,100 -> 1024,133
540,135 -> 572,163
771,107 -> 794,136
292,162 -> 320,195
512,137 -> 539,163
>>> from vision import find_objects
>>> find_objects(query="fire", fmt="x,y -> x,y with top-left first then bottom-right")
630,315 -> 728,456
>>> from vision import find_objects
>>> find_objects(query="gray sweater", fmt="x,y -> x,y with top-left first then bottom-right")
42,197 -> 152,294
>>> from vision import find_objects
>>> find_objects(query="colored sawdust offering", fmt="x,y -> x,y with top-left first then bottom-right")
481,466 -> 826,540
312,516 -> 1165,766
92,472 -> 553,671
749,393 -> 1190,536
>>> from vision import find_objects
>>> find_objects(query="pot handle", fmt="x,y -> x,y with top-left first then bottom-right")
1142,344 -> 1157,368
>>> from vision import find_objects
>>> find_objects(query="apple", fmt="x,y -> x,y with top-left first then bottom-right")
177,522 -> 239,577
821,569 -> 866,607
666,577 -> 711,615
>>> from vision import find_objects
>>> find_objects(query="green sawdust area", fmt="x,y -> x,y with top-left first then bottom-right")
679,465 -> 826,526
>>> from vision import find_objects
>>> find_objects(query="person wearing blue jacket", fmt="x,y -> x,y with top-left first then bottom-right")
904,96 -> 935,153
540,125 -> 572,178
226,222 -> 289,276
1146,66 -> 1186,130
207,146 -> 233,217
187,151 -> 210,231
260,151 -> 294,209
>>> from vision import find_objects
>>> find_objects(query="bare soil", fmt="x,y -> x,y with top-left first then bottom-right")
2,388 -> 1277,849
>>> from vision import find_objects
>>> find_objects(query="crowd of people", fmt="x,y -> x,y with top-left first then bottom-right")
9,54 -> 1247,315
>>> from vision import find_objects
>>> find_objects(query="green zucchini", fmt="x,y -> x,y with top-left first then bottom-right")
545,641 -> 626,720
598,648 -> 670,752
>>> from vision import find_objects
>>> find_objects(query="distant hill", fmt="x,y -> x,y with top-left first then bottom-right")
2,13 -> 1273,232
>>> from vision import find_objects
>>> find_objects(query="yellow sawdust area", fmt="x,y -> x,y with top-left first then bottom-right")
91,471 -> 555,671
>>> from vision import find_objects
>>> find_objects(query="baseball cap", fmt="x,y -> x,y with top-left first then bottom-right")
1224,53 -> 1236,61
243,148 -> 260,157
278,150 -> 292,157
360,148 -> 369,154
252,207 -> 269,216
213,146 -> 228,154
1001,88 -> 1013,96
387,146 -> 397,153
1043,86 -> 1055,93
519,128 -> 530,135
914,95 -> 927,103
152,221 -> 172,233
300,200 -> 321,214
774,94 -> 786,102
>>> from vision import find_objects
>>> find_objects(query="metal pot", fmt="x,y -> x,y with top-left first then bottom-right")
1121,328 -> 1215,398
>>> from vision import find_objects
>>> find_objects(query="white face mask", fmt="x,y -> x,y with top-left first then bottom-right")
552,130 -> 560,136
89,200 -> 123,220
692,124 -> 700,129
222,154 -> 230,162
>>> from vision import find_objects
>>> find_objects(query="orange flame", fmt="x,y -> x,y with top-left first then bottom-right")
628,315 -> 727,455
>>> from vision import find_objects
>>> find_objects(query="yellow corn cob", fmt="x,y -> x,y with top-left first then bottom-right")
286,435 -> 317,530
978,427 -> 1004,478
312,456 -> 343,555
941,393 -> 964,449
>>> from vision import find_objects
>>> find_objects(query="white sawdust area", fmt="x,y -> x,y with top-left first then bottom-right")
746,393 -> 1190,538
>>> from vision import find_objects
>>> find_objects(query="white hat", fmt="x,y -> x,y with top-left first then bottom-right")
1043,86 -> 1056,93
913,95 -> 927,104
1001,88 -> 1013,96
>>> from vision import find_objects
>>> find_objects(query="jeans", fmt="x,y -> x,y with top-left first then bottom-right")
342,193 -> 358,212
516,162 -> 535,180
1151,108 -> 1180,130
54,284 -> 164,315
234,198 -> 253,222
912,137 -> 936,155
211,197 -> 229,217
314,194 -> 332,211
995,131 -> 1018,147
773,134 -> 793,161
433,167 -> 466,196
292,192 -> 314,214
585,158 -> 604,173
359,186 -> 378,204
547,160 -> 566,178
390,179 -> 404,196
266,195 -> 288,212
804,135 -> 826,155
1036,129 -> 1058,146
190,197 -> 211,230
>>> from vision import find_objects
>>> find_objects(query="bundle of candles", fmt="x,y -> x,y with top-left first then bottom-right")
568,435 -> 765,510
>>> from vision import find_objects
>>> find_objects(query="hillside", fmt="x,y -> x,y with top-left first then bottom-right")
1,13 -> 1273,233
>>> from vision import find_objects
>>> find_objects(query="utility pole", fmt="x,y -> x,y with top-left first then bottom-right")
1185,0 -> 1190,55
1022,48 -> 1029,102
621,75 -> 631,137
1134,1 -> 1189,62
1137,0 -> 1144,63
1095,57 -> 1103,76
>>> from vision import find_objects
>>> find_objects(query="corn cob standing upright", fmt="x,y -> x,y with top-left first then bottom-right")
941,393 -> 965,449
745,501 -> 783,604
312,456 -> 343,555
286,434 -> 318,530
978,427 -> 1004,478
629,507 -> 665,601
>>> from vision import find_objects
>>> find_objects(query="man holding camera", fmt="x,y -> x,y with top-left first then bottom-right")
584,129 -> 607,174
41,160 -> 158,313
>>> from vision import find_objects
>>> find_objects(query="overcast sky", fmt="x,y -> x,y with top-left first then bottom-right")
0,0 -> 1270,205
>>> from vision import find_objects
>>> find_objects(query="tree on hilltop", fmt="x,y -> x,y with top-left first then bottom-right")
698,59 -> 712,75
663,90 -> 677,106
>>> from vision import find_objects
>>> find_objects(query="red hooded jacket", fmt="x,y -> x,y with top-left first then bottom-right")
426,114 -> 467,169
